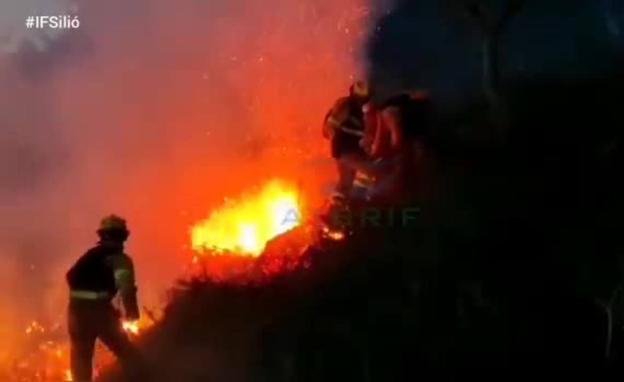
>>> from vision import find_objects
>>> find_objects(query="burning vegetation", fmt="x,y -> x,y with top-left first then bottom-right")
2,0 -> 624,379
187,179 -> 334,284
0,178 -> 334,380
1,0 -> 377,376
1,315 -> 156,382
191,180 -> 304,258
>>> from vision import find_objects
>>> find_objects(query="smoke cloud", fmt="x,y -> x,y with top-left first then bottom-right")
0,0 -> 386,360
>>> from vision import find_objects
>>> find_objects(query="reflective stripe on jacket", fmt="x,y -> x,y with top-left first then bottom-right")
70,290 -> 112,300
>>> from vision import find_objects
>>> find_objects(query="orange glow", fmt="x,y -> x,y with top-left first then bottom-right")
1,0 -> 382,377
122,320 -> 141,336
191,180 -> 303,257
322,225 -> 346,241
43,0 -> 376,296
3,321 -> 72,382
2,317 -> 157,381
25,321 -> 46,335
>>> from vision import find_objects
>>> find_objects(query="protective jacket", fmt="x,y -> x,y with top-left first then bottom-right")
323,96 -> 367,159
67,242 -> 139,319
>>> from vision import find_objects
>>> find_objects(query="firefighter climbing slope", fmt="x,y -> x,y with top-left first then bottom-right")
322,80 -> 375,204
66,215 -> 146,382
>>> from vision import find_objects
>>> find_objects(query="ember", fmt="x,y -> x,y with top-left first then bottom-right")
0,314 -> 157,381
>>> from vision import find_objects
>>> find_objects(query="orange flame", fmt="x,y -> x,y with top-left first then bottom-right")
2,314 -> 159,381
122,320 -> 141,336
191,180 -> 304,257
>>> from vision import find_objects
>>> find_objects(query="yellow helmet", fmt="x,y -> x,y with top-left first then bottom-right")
351,80 -> 372,98
99,214 -> 128,232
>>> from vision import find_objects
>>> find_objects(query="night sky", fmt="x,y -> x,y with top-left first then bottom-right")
369,0 -> 624,102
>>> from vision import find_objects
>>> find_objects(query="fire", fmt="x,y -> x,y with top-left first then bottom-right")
191,180 -> 303,257
0,320 -> 72,382
2,311 -> 160,381
122,320 -> 140,335
321,225 -> 346,241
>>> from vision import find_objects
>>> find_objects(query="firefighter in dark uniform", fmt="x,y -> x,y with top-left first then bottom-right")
322,80 -> 375,204
66,215 -> 145,382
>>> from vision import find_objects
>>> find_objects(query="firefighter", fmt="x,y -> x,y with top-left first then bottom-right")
332,90 -> 433,203
66,215 -> 145,382
367,91 -> 433,202
322,80 -> 375,204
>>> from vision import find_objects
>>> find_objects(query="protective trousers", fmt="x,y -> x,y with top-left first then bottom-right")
68,300 -> 145,382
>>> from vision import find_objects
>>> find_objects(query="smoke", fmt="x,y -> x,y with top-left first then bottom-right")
0,0 -> 77,53
0,0 -> 385,359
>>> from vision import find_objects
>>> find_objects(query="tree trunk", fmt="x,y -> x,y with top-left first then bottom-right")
482,33 -> 509,143
482,34 -> 501,106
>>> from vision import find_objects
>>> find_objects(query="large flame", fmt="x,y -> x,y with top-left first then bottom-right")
191,180 -> 304,257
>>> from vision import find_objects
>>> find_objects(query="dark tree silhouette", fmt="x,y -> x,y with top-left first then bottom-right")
445,0 -> 526,141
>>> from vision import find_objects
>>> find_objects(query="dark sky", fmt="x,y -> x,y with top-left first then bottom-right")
368,0 -> 624,102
